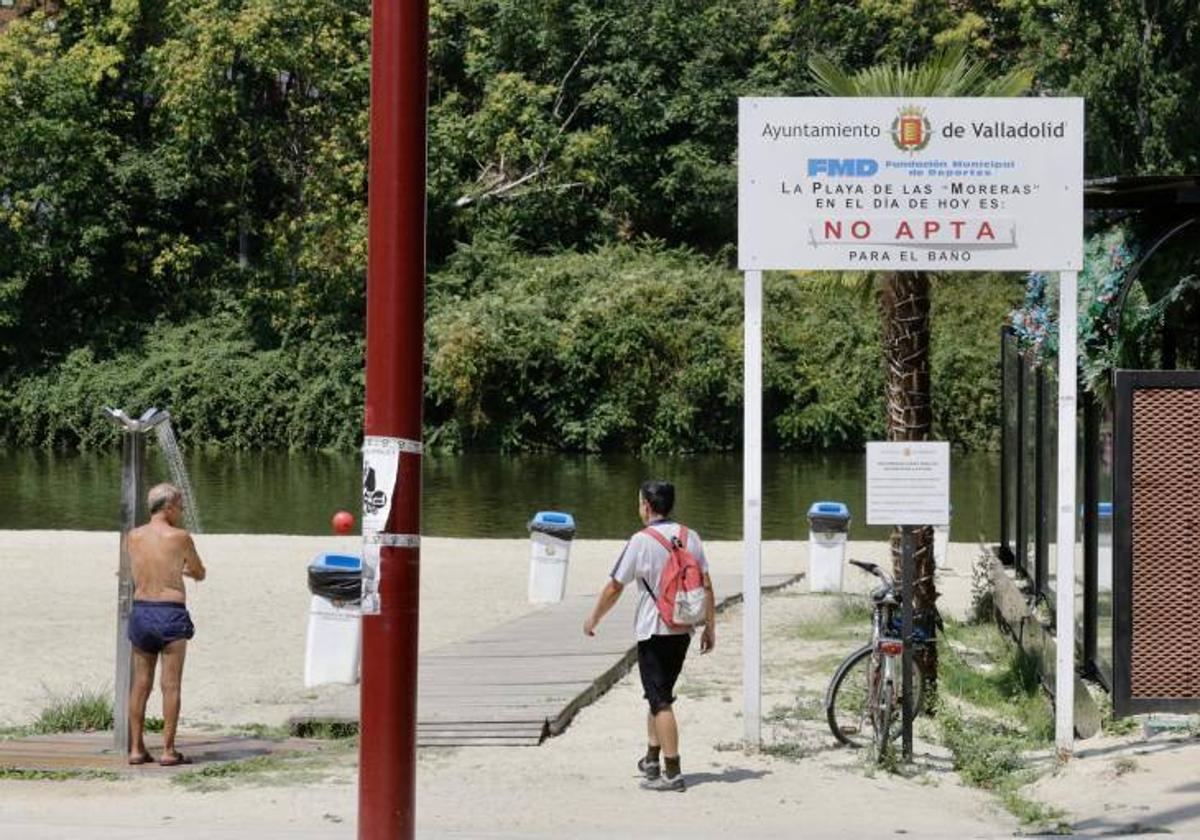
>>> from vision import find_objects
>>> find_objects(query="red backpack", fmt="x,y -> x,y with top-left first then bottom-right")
641,525 -> 707,629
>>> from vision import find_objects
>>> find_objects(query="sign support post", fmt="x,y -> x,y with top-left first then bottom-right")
1054,270 -> 1079,755
900,525 -> 916,761
867,441 -> 949,761
743,268 -> 763,745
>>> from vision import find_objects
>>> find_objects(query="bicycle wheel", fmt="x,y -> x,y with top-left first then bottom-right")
825,644 -> 874,747
880,659 -> 925,753
874,676 -> 894,760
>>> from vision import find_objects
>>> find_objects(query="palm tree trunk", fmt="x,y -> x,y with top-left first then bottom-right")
879,271 -> 939,684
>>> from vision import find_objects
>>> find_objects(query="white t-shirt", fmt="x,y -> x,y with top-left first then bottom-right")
611,520 -> 710,642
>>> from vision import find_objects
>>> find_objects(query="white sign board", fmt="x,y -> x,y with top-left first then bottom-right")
738,97 -> 1084,271
866,441 -> 950,526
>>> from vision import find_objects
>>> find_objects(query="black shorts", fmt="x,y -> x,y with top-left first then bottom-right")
128,600 -> 194,654
637,633 -> 691,714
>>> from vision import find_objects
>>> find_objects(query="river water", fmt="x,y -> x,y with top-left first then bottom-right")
0,449 -> 999,541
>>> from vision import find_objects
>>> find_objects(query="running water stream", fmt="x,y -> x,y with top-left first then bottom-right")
154,419 -> 202,533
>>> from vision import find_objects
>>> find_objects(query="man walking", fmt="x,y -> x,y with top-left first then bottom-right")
126,483 -> 206,766
584,480 -> 715,792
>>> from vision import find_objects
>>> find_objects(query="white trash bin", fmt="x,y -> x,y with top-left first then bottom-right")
933,524 -> 950,568
807,502 -> 851,593
304,553 -> 362,687
933,504 -> 952,567
527,511 -> 576,603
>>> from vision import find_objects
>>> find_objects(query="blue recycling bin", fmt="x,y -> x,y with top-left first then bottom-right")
807,502 -> 851,592
528,511 -> 576,603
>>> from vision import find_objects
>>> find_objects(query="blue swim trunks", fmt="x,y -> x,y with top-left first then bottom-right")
128,601 -> 195,654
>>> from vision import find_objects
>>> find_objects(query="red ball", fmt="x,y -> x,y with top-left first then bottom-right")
332,510 -> 355,535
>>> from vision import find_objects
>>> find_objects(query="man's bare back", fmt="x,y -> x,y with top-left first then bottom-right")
128,520 -> 205,602
126,483 -> 206,767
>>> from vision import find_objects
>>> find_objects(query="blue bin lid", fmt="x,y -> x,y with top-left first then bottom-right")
310,552 -> 361,571
531,511 -> 575,528
807,501 -> 850,519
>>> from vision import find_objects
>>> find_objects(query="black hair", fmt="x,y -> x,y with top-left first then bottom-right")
639,480 -> 675,517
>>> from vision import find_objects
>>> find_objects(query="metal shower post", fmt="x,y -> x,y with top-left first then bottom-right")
103,407 -> 169,753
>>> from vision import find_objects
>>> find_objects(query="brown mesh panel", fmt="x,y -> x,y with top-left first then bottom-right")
1130,388 -> 1200,699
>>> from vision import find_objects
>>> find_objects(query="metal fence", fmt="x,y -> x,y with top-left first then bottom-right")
1000,327 -> 1200,711
998,327 -> 1058,599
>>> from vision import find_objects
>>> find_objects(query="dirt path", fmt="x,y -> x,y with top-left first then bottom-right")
1026,728 -> 1200,836
412,586 -> 1016,838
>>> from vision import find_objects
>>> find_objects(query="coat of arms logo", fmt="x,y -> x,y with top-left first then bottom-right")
891,105 -> 932,153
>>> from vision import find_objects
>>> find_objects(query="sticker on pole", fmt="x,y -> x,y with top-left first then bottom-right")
362,436 -> 402,533
360,436 -> 402,614
866,441 -> 950,526
361,542 -> 381,615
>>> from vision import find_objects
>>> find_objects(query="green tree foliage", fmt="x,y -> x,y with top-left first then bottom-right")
1023,0 -> 1200,175
0,1 -> 1191,452
1,311 -> 362,450
2,247 -> 1019,452
146,0 -> 372,339
0,1 -> 150,368
427,0 -> 771,253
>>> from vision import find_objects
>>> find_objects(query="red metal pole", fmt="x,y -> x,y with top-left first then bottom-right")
360,0 -> 427,837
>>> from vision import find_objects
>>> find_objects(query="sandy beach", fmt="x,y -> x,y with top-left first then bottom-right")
4,530 -> 1195,838
0,531 -> 980,729
1,530 -> 1012,839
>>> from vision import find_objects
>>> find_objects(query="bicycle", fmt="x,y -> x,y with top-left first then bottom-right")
824,559 -> 931,761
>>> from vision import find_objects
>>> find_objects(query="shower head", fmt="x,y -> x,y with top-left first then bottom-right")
103,406 -> 170,433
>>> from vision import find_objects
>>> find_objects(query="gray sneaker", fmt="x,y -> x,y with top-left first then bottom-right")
640,772 -> 686,792
637,757 -> 661,779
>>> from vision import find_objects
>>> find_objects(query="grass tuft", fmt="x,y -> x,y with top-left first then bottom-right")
0,766 -> 119,782
235,723 -> 292,741
289,721 -> 358,740
937,621 -> 1054,742
934,620 -> 1068,831
938,707 -> 1025,788
33,688 -> 113,734
171,746 -> 349,792
791,595 -> 874,642
759,739 -> 812,761
171,753 -> 292,787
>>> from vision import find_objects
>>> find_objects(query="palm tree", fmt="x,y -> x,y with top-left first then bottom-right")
808,46 -> 1031,683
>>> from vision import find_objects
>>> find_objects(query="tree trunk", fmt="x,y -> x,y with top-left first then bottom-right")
879,271 -> 939,685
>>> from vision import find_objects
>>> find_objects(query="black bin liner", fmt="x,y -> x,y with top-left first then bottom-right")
308,565 -> 362,603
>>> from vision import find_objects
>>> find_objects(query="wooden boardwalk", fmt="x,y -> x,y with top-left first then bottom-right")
290,572 -> 800,747
0,732 -> 324,775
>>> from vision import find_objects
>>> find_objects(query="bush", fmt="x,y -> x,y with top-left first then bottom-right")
0,312 -> 363,451
1,245 -> 1022,453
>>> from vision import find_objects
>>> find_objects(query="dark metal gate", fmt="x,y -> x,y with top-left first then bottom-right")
1113,370 -> 1200,715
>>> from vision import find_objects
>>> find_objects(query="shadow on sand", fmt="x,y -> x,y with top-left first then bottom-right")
683,767 -> 771,788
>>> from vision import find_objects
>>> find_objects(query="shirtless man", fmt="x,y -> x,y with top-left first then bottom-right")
126,483 -> 206,766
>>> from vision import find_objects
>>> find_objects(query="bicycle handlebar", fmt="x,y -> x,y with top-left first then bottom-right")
847,558 -> 935,590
